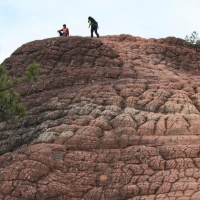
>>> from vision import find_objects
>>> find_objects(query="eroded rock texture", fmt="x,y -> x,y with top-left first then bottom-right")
1,35 -> 200,199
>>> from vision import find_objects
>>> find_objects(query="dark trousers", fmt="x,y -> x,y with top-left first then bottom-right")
58,31 -> 67,37
91,26 -> 99,38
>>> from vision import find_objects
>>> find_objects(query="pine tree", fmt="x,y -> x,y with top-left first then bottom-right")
0,61 -> 40,122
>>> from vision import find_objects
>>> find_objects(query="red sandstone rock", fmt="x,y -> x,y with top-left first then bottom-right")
0,35 -> 200,199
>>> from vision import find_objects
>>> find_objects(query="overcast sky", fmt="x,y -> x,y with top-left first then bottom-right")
0,0 -> 200,63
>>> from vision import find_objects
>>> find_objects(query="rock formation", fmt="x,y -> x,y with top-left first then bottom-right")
1,35 -> 200,199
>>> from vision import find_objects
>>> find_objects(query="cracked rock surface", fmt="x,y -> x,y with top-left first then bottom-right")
1,35 -> 200,199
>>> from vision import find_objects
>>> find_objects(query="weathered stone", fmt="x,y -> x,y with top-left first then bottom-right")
1,35 -> 200,199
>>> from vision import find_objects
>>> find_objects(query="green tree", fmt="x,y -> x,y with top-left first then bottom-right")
0,61 -> 41,122
25,61 -> 41,82
184,31 -> 199,45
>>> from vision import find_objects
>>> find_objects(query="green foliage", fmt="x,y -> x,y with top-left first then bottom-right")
25,61 -> 41,82
184,31 -> 199,45
196,40 -> 200,45
0,61 -> 41,122
0,88 -> 26,121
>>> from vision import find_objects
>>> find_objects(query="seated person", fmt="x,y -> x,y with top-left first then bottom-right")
57,24 -> 69,36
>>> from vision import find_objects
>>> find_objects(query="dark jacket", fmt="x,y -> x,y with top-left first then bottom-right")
88,16 -> 98,28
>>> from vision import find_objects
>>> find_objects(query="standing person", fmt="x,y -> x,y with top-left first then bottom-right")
88,16 -> 99,38
57,24 -> 69,37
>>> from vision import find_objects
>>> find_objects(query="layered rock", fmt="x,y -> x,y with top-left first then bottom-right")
1,35 -> 200,199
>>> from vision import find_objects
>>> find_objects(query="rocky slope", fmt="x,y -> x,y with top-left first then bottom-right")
1,35 -> 200,199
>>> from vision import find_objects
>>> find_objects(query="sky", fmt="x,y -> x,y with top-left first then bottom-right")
0,0 -> 200,63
